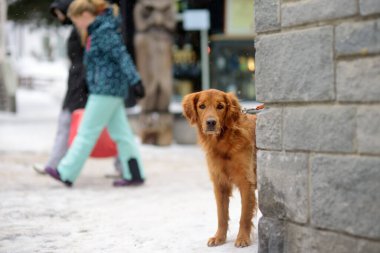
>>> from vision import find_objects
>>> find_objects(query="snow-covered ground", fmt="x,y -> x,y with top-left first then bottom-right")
0,88 -> 260,252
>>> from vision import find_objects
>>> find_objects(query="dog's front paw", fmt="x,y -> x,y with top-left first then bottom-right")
234,235 -> 251,248
207,236 -> 226,247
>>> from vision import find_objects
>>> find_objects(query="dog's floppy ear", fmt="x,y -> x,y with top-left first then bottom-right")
225,92 -> 241,127
182,92 -> 200,125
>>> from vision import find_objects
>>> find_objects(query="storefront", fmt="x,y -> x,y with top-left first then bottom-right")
173,0 -> 256,101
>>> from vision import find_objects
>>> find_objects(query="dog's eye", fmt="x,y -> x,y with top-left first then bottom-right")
217,104 -> 224,110
199,104 -> 206,109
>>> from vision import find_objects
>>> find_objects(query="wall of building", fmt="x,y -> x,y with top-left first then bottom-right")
254,0 -> 380,252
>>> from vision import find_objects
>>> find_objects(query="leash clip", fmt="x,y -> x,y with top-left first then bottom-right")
242,104 -> 265,114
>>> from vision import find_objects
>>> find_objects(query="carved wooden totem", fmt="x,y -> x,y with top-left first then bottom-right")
134,0 -> 176,146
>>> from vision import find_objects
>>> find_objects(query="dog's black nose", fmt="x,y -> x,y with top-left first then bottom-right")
206,119 -> 217,127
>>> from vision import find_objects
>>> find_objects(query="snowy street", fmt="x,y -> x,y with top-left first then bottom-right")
0,89 -> 259,253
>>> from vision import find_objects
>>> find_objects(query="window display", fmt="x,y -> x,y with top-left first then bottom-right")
210,38 -> 256,100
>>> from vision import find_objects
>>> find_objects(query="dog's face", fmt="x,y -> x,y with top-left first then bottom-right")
182,89 -> 241,135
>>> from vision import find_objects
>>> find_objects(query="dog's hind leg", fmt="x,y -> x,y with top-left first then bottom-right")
207,182 -> 232,247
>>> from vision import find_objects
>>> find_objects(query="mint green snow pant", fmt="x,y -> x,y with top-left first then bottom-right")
57,94 -> 145,183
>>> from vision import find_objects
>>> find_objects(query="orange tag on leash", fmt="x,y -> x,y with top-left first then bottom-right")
241,104 -> 265,114
256,104 -> 265,110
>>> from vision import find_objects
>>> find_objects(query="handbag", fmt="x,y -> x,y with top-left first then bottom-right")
68,109 -> 118,158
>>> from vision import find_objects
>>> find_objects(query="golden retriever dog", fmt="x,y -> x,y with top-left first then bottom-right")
182,89 -> 257,248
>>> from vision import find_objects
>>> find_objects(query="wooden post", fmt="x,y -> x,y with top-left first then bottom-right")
134,0 -> 176,146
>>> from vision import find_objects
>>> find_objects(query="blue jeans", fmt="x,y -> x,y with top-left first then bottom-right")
57,94 -> 145,182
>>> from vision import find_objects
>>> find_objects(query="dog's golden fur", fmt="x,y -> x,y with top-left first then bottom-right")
182,89 -> 257,247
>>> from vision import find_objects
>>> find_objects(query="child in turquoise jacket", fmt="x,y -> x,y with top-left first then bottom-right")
45,0 -> 145,187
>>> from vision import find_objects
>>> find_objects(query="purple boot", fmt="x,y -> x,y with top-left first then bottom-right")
113,158 -> 144,187
45,167 -> 72,187
113,178 -> 144,187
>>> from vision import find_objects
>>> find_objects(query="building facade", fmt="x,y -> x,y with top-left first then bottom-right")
254,0 -> 380,252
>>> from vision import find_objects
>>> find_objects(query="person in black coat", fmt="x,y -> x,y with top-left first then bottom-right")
62,20 -> 88,113
33,0 -> 88,174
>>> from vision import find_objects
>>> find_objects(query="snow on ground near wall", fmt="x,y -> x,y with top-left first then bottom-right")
0,146 -> 260,253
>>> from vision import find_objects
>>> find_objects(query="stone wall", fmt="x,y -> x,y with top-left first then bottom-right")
254,0 -> 380,252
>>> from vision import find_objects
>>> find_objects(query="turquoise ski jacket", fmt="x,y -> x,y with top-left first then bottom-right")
84,8 -> 140,98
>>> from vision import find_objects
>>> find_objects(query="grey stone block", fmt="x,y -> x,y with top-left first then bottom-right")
359,0 -> 380,16
357,240 -> 380,253
255,27 -> 334,103
336,19 -> 380,56
337,56 -> 380,102
311,155 -> 380,239
283,106 -> 356,152
284,223 -> 312,253
255,0 -> 280,33
285,223 -> 378,253
257,151 -> 308,223
310,229 -> 360,253
282,0 -> 357,27
258,217 -> 284,253
256,108 -> 282,150
357,107 -> 380,154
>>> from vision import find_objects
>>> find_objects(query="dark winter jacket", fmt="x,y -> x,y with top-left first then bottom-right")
49,0 -> 88,112
63,28 -> 88,112
84,8 -> 140,98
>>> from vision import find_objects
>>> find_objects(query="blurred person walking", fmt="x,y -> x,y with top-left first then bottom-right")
45,0 -> 146,187
33,0 -> 89,174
